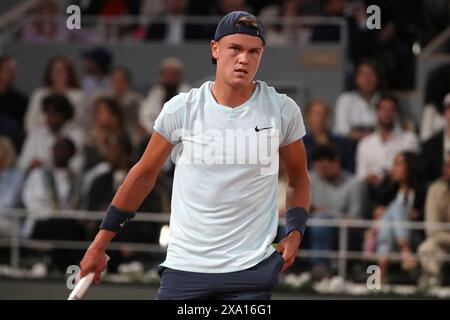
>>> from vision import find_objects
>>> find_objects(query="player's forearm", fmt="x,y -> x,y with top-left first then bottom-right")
110,162 -> 157,212
89,229 -> 116,252
88,164 -> 157,252
286,172 -> 311,212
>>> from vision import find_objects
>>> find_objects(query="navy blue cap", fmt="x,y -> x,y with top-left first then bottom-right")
212,11 -> 265,64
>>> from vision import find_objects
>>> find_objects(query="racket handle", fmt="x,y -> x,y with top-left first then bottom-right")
68,273 -> 94,300
68,255 -> 109,300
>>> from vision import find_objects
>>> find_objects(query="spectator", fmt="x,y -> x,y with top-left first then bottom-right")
81,97 -> 125,174
92,66 -> 145,145
139,57 -> 191,134
259,0 -> 310,46
333,59 -> 383,140
0,56 -> 28,152
145,0 -> 206,43
203,0 -> 252,39
78,0 -> 143,40
308,144 -> 365,280
365,0 -> 425,90
371,152 -> 425,283
25,56 -> 83,132
0,137 -> 26,237
81,47 -> 112,110
420,64 -> 450,141
356,95 -> 419,188
417,152 -> 450,288
310,0 -> 348,42
303,98 -> 356,172
422,93 -> 450,184
18,94 -> 84,172
21,137 -> 84,270
20,0 -> 71,43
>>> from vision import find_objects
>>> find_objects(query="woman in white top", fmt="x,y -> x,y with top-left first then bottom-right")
25,56 -> 84,132
333,59 -> 384,141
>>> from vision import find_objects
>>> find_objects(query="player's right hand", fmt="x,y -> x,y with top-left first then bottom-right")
79,247 -> 108,284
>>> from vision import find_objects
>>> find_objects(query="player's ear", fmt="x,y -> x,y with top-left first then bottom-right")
211,40 -> 219,60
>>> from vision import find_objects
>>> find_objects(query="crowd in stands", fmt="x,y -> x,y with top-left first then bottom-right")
0,0 -> 449,286
15,0 -> 450,90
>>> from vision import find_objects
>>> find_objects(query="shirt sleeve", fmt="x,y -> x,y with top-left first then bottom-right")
333,93 -> 352,136
153,94 -> 185,145
280,97 -> 306,147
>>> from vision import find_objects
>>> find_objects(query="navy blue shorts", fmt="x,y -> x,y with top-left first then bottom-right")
156,251 -> 284,300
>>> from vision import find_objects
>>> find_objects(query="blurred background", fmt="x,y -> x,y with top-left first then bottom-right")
0,0 -> 450,299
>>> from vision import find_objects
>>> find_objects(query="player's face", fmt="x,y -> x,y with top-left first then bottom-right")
212,34 -> 264,88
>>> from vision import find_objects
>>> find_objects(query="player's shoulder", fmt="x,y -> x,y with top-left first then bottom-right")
255,80 -> 299,110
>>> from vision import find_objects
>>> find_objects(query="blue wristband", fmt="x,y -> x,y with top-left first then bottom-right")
99,205 -> 136,233
285,207 -> 309,238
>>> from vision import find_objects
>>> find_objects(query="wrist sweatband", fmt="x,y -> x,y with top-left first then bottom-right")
285,207 -> 309,238
99,205 -> 136,233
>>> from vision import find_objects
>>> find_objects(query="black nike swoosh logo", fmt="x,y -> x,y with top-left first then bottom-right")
255,125 -> 273,132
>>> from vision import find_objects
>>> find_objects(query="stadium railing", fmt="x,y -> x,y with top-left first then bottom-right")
1,208 -> 450,281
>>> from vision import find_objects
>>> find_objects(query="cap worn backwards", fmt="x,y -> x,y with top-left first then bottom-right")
212,11 -> 265,64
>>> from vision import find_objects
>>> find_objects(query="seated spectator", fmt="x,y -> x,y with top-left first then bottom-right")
356,95 -> 419,189
310,0 -> 348,42
303,98 -> 356,172
370,151 -> 425,283
20,0 -> 72,43
308,144 -> 366,280
21,137 -> 85,270
82,97 -> 125,173
422,93 -> 450,184
259,0 -> 310,46
25,56 -> 83,132
79,0 -> 141,40
0,137 -> 26,238
420,64 -> 450,141
333,59 -> 383,141
139,57 -> 191,135
79,97 -> 125,208
92,66 -> 145,145
417,152 -> 450,288
86,134 -> 170,271
145,0 -> 206,43
203,0 -> 252,39
18,94 -> 84,172
80,47 -> 112,119
0,56 -> 28,152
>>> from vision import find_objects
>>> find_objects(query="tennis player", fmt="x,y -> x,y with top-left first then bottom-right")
79,11 -> 311,300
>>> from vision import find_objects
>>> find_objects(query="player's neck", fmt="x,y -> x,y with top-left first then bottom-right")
211,80 -> 256,108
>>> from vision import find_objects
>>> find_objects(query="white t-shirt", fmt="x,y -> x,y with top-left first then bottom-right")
333,91 -> 379,136
154,80 -> 306,273
356,128 -> 420,179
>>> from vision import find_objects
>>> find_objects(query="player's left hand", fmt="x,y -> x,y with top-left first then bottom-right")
276,231 -> 302,272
